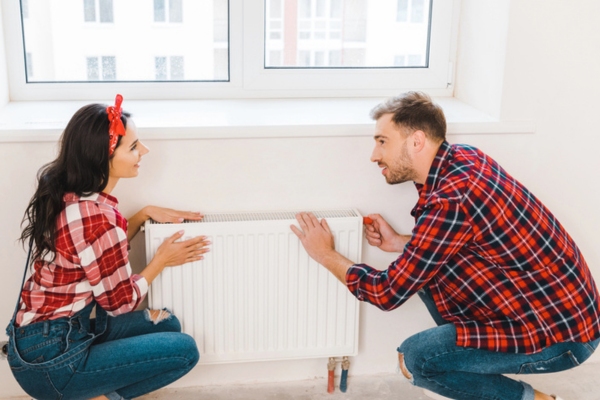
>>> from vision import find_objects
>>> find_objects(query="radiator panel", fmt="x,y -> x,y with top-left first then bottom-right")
144,210 -> 361,364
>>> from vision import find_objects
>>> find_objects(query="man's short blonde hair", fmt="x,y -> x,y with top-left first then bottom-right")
370,91 -> 447,143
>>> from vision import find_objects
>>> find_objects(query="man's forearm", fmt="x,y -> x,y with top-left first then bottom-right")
317,251 -> 355,285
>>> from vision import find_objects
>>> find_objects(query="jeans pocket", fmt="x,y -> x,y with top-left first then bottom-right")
518,350 -> 579,374
15,325 -> 68,364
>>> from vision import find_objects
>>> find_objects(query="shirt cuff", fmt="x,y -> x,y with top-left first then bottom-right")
346,263 -> 374,301
132,274 -> 149,299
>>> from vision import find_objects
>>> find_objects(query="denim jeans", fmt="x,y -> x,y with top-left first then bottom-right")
6,302 -> 199,400
398,287 -> 600,400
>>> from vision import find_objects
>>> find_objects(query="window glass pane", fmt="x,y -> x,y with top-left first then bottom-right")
170,56 -> 185,79
270,0 -> 282,18
298,0 -> 311,18
26,52 -> 33,78
154,0 -> 166,22
102,56 -> 116,80
214,0 -> 228,42
213,48 -> 228,80
83,0 -> 96,22
21,0 -> 29,19
99,0 -> 113,23
155,57 -> 167,80
21,0 -> 230,82
265,0 -> 431,68
410,0 -> 424,23
87,57 -> 99,80
396,0 -> 408,22
169,0 -> 183,23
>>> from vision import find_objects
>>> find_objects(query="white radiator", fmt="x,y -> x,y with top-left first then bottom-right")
144,209 -> 362,364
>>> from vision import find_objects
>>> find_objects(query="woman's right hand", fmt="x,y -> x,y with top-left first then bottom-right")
154,230 -> 211,267
364,214 -> 408,253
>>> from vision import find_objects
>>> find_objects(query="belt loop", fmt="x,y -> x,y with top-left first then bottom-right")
43,321 -> 49,337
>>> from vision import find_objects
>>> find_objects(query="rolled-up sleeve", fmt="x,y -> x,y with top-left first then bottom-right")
78,221 -> 148,316
346,200 -> 472,311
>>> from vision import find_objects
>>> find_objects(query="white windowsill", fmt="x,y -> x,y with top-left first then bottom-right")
0,97 -> 535,143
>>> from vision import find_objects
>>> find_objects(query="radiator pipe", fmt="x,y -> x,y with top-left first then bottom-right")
327,357 -> 336,393
340,356 -> 350,392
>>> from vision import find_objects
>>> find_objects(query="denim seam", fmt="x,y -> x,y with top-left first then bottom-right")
18,337 -> 62,356
582,342 -> 595,354
517,350 -> 579,374
10,336 -> 93,372
75,356 -> 193,374
43,370 -> 63,400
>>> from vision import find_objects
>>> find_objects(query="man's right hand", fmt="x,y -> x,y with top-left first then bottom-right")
364,214 -> 409,253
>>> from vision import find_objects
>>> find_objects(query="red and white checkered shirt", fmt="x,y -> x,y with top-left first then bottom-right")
16,192 -> 148,327
347,141 -> 600,354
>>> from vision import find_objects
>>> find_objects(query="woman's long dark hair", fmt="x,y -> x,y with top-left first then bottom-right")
20,103 -> 129,261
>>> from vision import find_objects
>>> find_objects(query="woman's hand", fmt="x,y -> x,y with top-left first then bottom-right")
364,214 -> 409,253
127,206 -> 204,242
141,231 -> 211,285
145,206 -> 204,224
154,231 -> 211,267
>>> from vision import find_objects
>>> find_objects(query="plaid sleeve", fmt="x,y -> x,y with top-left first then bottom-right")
77,220 -> 148,316
346,200 -> 472,310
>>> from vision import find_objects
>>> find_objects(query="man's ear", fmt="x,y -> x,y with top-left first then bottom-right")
411,130 -> 427,152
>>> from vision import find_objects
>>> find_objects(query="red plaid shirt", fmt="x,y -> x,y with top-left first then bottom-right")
347,141 -> 600,354
16,192 -> 148,327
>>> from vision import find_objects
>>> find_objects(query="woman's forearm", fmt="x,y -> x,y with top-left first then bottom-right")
127,207 -> 150,242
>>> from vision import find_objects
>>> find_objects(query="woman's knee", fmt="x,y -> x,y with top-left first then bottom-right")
144,308 -> 181,332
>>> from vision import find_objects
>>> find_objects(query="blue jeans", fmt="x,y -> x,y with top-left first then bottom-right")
398,287 -> 600,400
6,302 -> 199,400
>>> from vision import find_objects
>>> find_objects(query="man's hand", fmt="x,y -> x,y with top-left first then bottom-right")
364,214 -> 410,253
290,212 -> 354,285
290,212 -> 335,265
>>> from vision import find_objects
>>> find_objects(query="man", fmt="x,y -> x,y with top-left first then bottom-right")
291,92 -> 600,400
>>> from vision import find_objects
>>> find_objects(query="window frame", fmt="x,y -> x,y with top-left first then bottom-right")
1,0 -> 459,101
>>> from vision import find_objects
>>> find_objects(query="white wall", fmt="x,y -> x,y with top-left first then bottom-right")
1,0 -> 600,397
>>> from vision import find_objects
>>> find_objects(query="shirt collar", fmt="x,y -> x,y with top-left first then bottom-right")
412,140 -> 453,215
63,192 -> 119,208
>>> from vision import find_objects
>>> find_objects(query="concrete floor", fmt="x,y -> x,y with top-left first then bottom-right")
135,363 -> 600,400
4,362 -> 599,399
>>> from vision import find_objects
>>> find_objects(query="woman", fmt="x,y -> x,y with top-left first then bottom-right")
5,95 -> 210,399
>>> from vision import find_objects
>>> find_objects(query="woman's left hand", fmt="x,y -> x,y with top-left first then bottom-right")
145,206 -> 204,224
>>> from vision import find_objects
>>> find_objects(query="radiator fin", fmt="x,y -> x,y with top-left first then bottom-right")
145,209 -> 361,364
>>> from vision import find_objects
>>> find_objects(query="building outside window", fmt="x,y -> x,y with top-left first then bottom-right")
5,0 -> 453,99
154,0 -> 183,23
84,0 -> 114,23
155,56 -> 185,80
87,56 -> 116,80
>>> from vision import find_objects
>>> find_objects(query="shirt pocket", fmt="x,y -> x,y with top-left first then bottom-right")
518,350 -> 579,374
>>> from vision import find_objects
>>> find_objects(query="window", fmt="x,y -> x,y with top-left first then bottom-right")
21,0 -> 28,19
3,0 -> 457,100
87,56 -> 116,81
25,52 -> 33,77
397,0 -> 426,23
84,0 -> 114,23
154,0 -> 183,23
155,56 -> 185,80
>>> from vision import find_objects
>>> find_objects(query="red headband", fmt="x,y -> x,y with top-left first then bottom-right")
107,94 -> 126,155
